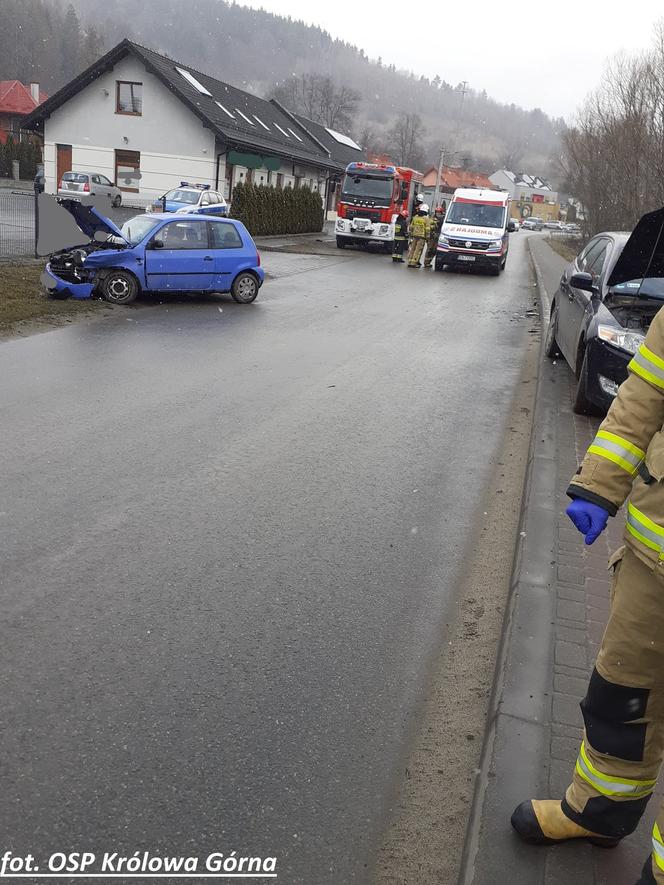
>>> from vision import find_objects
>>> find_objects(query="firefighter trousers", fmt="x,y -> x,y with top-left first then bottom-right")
423,237 -> 438,267
407,237 -> 426,266
392,237 -> 406,261
562,546 -> 664,878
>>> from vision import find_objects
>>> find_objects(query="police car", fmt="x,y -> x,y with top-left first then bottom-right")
154,182 -> 228,216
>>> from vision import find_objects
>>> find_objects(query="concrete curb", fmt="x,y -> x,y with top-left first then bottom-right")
458,237 -> 558,885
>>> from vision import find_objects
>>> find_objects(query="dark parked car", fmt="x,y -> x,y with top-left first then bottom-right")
545,208 -> 664,414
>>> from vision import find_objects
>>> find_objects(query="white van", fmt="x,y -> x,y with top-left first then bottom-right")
435,188 -> 515,275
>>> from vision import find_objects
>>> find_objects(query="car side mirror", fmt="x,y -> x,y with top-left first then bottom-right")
508,221 -> 516,232
150,238 -> 164,249
570,271 -> 598,293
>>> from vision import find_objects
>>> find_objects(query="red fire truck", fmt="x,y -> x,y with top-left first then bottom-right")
334,162 -> 424,250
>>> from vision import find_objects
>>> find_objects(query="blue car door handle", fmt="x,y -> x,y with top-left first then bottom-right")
203,256 -> 214,261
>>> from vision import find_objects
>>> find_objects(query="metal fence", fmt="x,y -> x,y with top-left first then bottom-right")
0,191 -> 36,257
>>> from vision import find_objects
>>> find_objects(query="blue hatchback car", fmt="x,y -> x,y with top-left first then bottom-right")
42,199 -> 264,305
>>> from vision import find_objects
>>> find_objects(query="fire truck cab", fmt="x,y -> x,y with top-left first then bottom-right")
335,162 -> 423,250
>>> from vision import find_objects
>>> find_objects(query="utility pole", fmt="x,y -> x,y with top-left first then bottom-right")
433,82 -> 469,213
432,146 -> 446,216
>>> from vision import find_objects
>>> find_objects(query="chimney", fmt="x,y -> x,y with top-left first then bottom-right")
29,82 -> 40,104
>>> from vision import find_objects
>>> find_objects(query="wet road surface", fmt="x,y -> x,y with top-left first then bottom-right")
2,237 -> 534,883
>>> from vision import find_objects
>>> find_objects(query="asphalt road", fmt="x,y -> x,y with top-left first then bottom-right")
2,236 -> 534,884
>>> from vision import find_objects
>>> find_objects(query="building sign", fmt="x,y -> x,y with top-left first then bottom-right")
532,194 -> 544,203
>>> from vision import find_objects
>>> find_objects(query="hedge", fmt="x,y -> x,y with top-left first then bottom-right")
0,136 -> 41,180
229,181 -> 324,236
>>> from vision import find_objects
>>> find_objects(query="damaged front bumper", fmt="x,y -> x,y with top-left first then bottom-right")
41,264 -> 95,300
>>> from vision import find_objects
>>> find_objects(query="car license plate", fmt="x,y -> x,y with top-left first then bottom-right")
458,255 -> 475,262
355,220 -> 369,230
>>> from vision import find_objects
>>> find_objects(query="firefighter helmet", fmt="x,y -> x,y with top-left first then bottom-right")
419,203 -> 430,214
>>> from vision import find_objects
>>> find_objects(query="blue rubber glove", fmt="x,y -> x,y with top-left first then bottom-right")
566,499 -> 609,545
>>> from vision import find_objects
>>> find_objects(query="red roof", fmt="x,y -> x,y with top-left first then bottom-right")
0,80 -> 48,116
422,165 -> 493,191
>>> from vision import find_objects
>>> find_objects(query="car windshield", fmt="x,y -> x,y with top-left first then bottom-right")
341,174 -> 393,202
164,189 -> 199,204
119,215 -> 161,245
446,202 -> 506,229
609,277 -> 664,300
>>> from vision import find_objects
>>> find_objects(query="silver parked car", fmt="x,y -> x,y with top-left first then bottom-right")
58,171 -> 122,207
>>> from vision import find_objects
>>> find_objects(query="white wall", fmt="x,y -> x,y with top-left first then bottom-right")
44,55 -> 215,203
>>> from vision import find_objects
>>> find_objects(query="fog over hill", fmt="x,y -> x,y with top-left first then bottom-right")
3,0 -> 564,177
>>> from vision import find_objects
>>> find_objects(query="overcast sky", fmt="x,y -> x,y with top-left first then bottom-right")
242,0 -> 661,120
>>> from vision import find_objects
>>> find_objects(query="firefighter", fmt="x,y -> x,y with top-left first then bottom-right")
510,302 -> 664,884
423,206 -> 445,269
412,193 -> 425,218
392,210 -> 409,262
407,203 -> 433,268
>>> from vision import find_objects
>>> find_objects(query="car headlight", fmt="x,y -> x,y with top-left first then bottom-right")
336,219 -> 344,229
379,225 -> 389,235
439,235 -> 450,245
597,324 -> 645,355
490,239 -> 503,249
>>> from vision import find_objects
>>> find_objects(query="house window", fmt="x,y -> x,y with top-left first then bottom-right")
116,81 -> 143,115
115,149 -> 141,192
276,173 -> 283,188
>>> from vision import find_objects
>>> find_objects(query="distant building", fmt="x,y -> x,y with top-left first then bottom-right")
490,169 -> 560,222
0,80 -> 47,143
21,39 -> 364,206
421,165 -> 494,205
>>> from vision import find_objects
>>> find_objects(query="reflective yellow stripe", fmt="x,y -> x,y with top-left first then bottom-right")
629,344 -> 664,389
588,430 -> 645,474
653,822 -> 664,872
575,742 -> 656,798
626,503 -> 664,561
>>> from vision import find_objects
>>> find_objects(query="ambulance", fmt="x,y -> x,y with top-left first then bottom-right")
435,187 -> 515,275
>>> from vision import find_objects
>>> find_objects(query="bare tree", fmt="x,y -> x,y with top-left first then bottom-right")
563,23 -> 664,235
387,112 -> 426,168
271,74 -> 359,131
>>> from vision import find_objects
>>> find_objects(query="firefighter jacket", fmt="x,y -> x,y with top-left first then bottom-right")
428,215 -> 444,244
394,216 -> 408,240
568,305 -> 664,572
409,215 -> 433,240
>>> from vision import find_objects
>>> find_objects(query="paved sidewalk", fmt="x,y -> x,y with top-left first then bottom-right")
461,236 -> 661,885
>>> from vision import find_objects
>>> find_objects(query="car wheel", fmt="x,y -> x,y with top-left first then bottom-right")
102,270 -> 138,305
336,237 -> 346,249
501,255 -> 507,270
231,272 -> 258,304
490,265 -> 501,276
434,256 -> 445,272
112,195 -> 121,208
544,303 -> 561,358
572,349 -> 598,415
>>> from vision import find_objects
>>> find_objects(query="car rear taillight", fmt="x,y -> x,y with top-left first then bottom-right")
256,252 -> 261,267
83,182 -> 90,192
59,179 -> 64,189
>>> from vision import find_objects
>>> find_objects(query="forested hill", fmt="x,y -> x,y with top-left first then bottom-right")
2,0 -> 564,175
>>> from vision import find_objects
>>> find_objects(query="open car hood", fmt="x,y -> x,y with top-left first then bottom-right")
607,207 -> 664,288
57,198 -> 128,243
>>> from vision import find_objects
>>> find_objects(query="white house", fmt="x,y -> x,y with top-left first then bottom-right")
22,39 -> 363,207
489,169 -> 558,204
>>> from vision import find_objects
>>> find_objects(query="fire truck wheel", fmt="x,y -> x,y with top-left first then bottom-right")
336,237 -> 346,249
